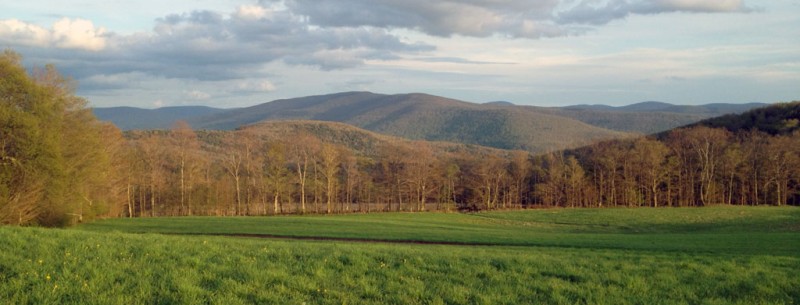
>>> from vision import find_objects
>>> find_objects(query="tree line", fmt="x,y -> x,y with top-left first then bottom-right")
2,51 -> 798,226
116,122 -> 799,218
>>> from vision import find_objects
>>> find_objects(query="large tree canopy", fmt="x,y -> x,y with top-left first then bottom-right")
0,50 -> 122,226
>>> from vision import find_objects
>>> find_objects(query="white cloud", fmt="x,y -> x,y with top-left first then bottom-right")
187,90 -> 211,100
235,5 -> 269,19
51,18 -> 108,51
236,80 -> 276,92
0,18 -> 107,51
0,19 -> 50,47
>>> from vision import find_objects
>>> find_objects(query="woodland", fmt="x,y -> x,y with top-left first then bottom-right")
2,50 -> 799,227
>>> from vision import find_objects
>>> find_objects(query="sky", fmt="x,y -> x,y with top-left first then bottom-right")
1,0 -> 798,108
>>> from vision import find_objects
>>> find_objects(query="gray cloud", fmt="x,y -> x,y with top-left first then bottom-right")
270,0 -> 752,38
276,0 -> 568,38
2,0 -> 759,106
5,0 -> 754,82
557,0 -> 754,25
5,5 -> 434,82
122,8 -> 432,77
417,56 -> 516,65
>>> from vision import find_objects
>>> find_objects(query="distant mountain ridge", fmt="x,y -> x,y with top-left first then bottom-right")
184,92 -> 628,152
92,106 -> 229,130
535,101 -> 767,134
565,101 -> 766,115
685,101 -> 800,136
92,92 -> 769,152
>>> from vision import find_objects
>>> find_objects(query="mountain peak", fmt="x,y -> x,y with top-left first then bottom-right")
620,101 -> 674,111
484,101 -> 515,106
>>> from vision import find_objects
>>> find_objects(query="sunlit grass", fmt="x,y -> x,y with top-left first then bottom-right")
81,206 -> 800,255
1,206 -> 798,304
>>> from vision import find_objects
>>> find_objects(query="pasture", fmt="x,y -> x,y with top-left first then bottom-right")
0,206 -> 798,304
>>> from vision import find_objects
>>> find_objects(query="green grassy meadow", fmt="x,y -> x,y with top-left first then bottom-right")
1,206 -> 798,304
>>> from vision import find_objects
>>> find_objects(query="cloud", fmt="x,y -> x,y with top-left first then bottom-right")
52,18 -> 108,51
235,80 -> 276,92
79,72 -> 147,91
557,0 -> 753,25
2,0 -> 754,83
121,8 -> 433,76
234,5 -> 270,19
1,4 -> 433,81
186,90 -> 211,100
3,0 -> 767,109
278,0 -> 568,38
417,57 -> 516,65
273,0 -> 752,38
152,7 -> 428,73
0,19 -> 50,47
0,18 -> 108,51
648,0 -> 750,13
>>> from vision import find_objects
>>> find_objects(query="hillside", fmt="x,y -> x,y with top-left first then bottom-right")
686,101 -> 800,135
539,101 -> 766,134
92,92 -> 769,152
187,92 -> 629,153
564,101 -> 766,115
231,120 -> 509,158
533,108 -> 708,134
92,106 -> 228,130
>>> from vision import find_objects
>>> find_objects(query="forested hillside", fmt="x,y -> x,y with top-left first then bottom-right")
115,111 -> 800,218
93,94 -> 765,143
562,102 -> 800,207
534,107 -> 708,134
121,120 -> 523,216
2,52 -> 798,227
186,92 -> 629,152
564,101 -> 766,115
532,102 -> 765,134
686,101 -> 800,135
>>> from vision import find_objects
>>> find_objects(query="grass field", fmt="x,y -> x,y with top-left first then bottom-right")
1,206 -> 798,304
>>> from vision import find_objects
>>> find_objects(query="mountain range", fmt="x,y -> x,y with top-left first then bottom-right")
92,106 -> 229,130
93,92 -> 767,153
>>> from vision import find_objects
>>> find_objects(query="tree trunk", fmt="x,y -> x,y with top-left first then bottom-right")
234,175 -> 241,215
180,157 -> 185,215
127,182 -> 133,218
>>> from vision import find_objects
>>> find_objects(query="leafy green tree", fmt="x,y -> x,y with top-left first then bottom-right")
0,50 -> 117,226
